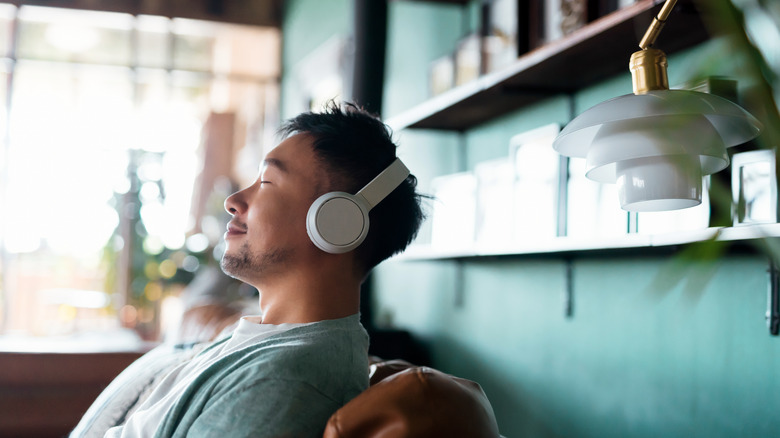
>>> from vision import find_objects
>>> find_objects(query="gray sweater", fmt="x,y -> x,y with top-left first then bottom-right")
153,314 -> 369,437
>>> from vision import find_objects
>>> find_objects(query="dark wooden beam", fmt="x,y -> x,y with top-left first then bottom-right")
352,0 -> 388,115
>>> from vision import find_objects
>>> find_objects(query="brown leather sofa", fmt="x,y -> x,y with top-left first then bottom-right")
324,358 -> 500,438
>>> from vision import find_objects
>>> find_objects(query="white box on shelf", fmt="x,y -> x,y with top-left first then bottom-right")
510,123 -> 561,245
567,157 -> 629,239
474,157 -> 516,250
430,171 -> 477,250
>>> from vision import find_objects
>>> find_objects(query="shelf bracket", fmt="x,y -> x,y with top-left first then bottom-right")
768,259 -> 780,336
564,259 -> 574,318
454,259 -> 465,309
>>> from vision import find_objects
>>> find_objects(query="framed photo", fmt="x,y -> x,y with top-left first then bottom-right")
430,172 -> 477,250
732,149 -> 777,225
510,124 -> 561,245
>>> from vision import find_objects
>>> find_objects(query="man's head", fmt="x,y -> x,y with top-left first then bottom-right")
221,102 -> 425,284
278,101 -> 426,274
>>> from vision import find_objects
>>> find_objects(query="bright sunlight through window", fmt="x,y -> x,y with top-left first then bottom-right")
0,4 -> 279,345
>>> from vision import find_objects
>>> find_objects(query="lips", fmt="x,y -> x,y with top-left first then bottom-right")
226,221 -> 247,237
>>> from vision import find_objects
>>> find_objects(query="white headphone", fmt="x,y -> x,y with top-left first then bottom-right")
306,158 -> 410,254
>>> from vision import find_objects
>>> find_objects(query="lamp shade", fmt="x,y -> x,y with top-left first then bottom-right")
616,155 -> 702,211
553,89 -> 762,211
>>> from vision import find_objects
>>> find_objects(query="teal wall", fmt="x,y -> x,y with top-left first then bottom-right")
374,254 -> 776,437
280,0 -> 352,119
281,1 -> 780,437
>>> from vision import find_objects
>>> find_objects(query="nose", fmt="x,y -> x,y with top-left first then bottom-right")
224,189 -> 248,216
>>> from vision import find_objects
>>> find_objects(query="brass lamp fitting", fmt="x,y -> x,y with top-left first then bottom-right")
630,48 -> 669,94
638,0 -> 677,50
630,0 -> 677,94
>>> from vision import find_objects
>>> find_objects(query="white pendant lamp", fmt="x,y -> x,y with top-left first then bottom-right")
552,0 -> 762,212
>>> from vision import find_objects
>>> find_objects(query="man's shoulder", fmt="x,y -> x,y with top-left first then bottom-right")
219,315 -> 368,378
203,316 -> 369,403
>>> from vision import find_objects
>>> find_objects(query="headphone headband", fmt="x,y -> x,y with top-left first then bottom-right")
355,158 -> 410,210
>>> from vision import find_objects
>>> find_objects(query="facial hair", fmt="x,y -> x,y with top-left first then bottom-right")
220,240 -> 291,281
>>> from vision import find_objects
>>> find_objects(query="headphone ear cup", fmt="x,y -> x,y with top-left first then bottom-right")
307,192 -> 370,254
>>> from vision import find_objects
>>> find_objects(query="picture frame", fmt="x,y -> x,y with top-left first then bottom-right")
732,149 -> 778,225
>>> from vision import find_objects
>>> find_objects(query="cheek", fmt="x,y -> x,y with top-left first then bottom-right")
250,197 -> 312,239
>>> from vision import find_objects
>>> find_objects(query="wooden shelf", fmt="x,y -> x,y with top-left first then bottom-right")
395,224 -> 780,261
386,0 -> 711,131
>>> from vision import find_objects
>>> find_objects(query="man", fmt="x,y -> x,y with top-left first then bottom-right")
97,102 -> 425,437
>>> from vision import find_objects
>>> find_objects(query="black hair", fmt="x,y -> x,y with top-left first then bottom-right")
278,101 -> 426,273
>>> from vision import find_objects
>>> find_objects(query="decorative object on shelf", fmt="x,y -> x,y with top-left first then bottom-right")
509,124 -> 561,244
430,172 -> 477,250
474,158 -> 515,249
541,0 -> 564,43
482,0 -> 519,73
552,0 -> 763,212
732,149 -> 777,226
429,54 -> 455,96
454,33 -> 481,86
560,0 -> 588,36
541,0 -> 590,45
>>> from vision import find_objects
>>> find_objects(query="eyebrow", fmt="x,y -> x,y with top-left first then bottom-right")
262,158 -> 288,174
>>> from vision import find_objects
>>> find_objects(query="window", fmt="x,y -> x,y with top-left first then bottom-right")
0,4 -> 280,344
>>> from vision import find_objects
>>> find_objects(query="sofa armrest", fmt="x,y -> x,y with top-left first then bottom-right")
324,363 -> 500,438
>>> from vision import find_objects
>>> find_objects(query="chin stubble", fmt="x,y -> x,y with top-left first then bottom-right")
220,242 -> 291,280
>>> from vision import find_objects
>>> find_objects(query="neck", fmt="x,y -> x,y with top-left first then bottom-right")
251,255 -> 362,325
